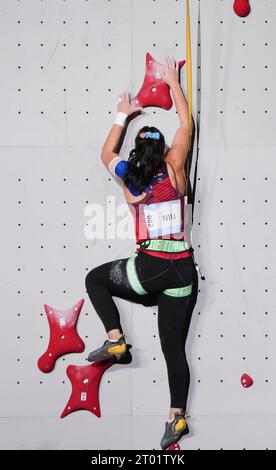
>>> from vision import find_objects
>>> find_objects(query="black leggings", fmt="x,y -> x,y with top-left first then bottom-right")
85,250 -> 198,409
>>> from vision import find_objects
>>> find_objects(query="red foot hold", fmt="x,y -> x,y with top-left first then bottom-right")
60,359 -> 115,418
241,373 -> 253,388
130,52 -> 185,111
233,0 -> 251,17
37,299 -> 85,373
167,442 -> 180,450
61,345 -> 132,418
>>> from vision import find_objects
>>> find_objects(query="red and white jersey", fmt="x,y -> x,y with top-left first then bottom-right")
108,157 -> 190,260
128,161 -> 186,243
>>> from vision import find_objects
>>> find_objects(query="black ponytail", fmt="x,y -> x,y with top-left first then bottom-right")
122,126 -> 166,194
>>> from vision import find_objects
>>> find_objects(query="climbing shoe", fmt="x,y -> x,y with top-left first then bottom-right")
87,333 -> 127,363
160,412 -> 189,450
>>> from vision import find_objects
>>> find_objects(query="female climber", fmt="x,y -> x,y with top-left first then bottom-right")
85,56 -> 198,450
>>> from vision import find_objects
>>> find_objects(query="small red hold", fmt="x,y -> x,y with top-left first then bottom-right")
167,442 -> 180,450
37,299 -> 85,373
233,0 -> 251,18
241,373 -> 253,388
130,52 -> 185,111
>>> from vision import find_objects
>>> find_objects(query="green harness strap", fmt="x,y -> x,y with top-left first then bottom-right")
163,284 -> 192,297
126,255 -> 193,298
140,239 -> 190,253
126,256 -> 148,295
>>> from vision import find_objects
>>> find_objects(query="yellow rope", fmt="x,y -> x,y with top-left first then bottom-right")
186,0 -> 192,149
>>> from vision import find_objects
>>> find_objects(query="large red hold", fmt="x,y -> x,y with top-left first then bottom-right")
60,347 -> 132,418
60,360 -> 114,418
130,52 -> 185,111
37,299 -> 85,373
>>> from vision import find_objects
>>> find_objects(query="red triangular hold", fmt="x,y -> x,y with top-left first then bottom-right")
130,52 -> 186,111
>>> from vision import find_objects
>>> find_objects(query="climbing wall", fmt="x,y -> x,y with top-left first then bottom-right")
188,0 -> 276,447
0,0 -> 275,450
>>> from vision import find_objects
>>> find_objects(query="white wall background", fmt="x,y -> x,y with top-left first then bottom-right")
0,0 -> 276,450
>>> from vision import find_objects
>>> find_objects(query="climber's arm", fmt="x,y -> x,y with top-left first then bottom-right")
107,155 -> 129,187
101,90 -> 142,186
101,123 -> 125,168
100,114 -> 129,187
165,126 -> 190,169
170,81 -> 189,128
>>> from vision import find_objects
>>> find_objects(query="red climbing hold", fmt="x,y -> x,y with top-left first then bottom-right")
37,299 -> 85,373
130,52 -> 185,111
60,359 -> 114,418
60,345 -> 132,418
233,0 -> 251,17
167,442 -> 180,450
241,373 -> 253,388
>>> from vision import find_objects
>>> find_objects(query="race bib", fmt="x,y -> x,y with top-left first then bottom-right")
143,199 -> 182,237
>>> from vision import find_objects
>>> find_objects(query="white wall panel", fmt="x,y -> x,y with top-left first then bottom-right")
1,0 -> 275,449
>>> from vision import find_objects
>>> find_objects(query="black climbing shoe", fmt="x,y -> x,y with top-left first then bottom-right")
87,333 -> 127,363
160,412 -> 189,450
